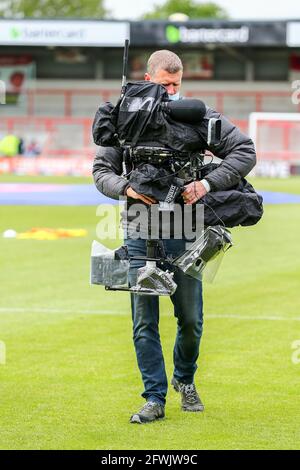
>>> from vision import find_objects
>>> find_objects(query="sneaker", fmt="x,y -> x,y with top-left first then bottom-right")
130,401 -> 165,424
171,377 -> 204,412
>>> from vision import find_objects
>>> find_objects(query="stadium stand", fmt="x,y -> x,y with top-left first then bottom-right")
1,18 -> 300,175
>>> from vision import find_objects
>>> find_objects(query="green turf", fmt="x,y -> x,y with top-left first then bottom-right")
0,193 -> 300,449
248,176 -> 300,194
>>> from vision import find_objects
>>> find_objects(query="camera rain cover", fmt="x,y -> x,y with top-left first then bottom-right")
90,240 -> 129,288
173,226 -> 233,283
112,81 -> 207,151
92,80 -> 208,151
128,163 -> 185,202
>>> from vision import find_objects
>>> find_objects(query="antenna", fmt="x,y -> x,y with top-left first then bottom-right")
121,39 -> 130,98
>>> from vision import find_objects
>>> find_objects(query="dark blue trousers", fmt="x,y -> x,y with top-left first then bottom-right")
126,238 -> 203,406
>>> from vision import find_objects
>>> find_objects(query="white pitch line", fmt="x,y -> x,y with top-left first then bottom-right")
0,307 -> 300,322
0,307 -> 127,315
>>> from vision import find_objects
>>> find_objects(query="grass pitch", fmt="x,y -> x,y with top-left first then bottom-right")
0,176 -> 300,450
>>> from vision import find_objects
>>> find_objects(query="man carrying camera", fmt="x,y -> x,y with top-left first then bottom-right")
93,50 -> 256,424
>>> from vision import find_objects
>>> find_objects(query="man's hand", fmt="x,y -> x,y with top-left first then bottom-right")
126,186 -> 156,205
182,181 -> 207,205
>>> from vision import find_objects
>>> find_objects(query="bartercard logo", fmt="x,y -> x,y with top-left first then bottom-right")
166,25 -> 250,44
0,341 -> 6,365
10,27 -> 21,39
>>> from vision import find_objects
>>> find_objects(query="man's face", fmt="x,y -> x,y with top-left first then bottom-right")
144,69 -> 182,95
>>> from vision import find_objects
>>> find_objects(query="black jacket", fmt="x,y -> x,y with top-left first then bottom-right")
93,106 -> 257,200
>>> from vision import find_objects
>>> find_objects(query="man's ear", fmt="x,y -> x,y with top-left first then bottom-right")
144,73 -> 151,81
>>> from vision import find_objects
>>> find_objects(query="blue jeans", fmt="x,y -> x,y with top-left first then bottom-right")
125,238 -> 203,406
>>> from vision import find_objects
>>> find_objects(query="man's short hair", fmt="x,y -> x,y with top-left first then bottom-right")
147,50 -> 183,76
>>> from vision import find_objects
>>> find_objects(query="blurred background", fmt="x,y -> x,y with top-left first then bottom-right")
1,0 -> 300,451
0,0 -> 300,176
